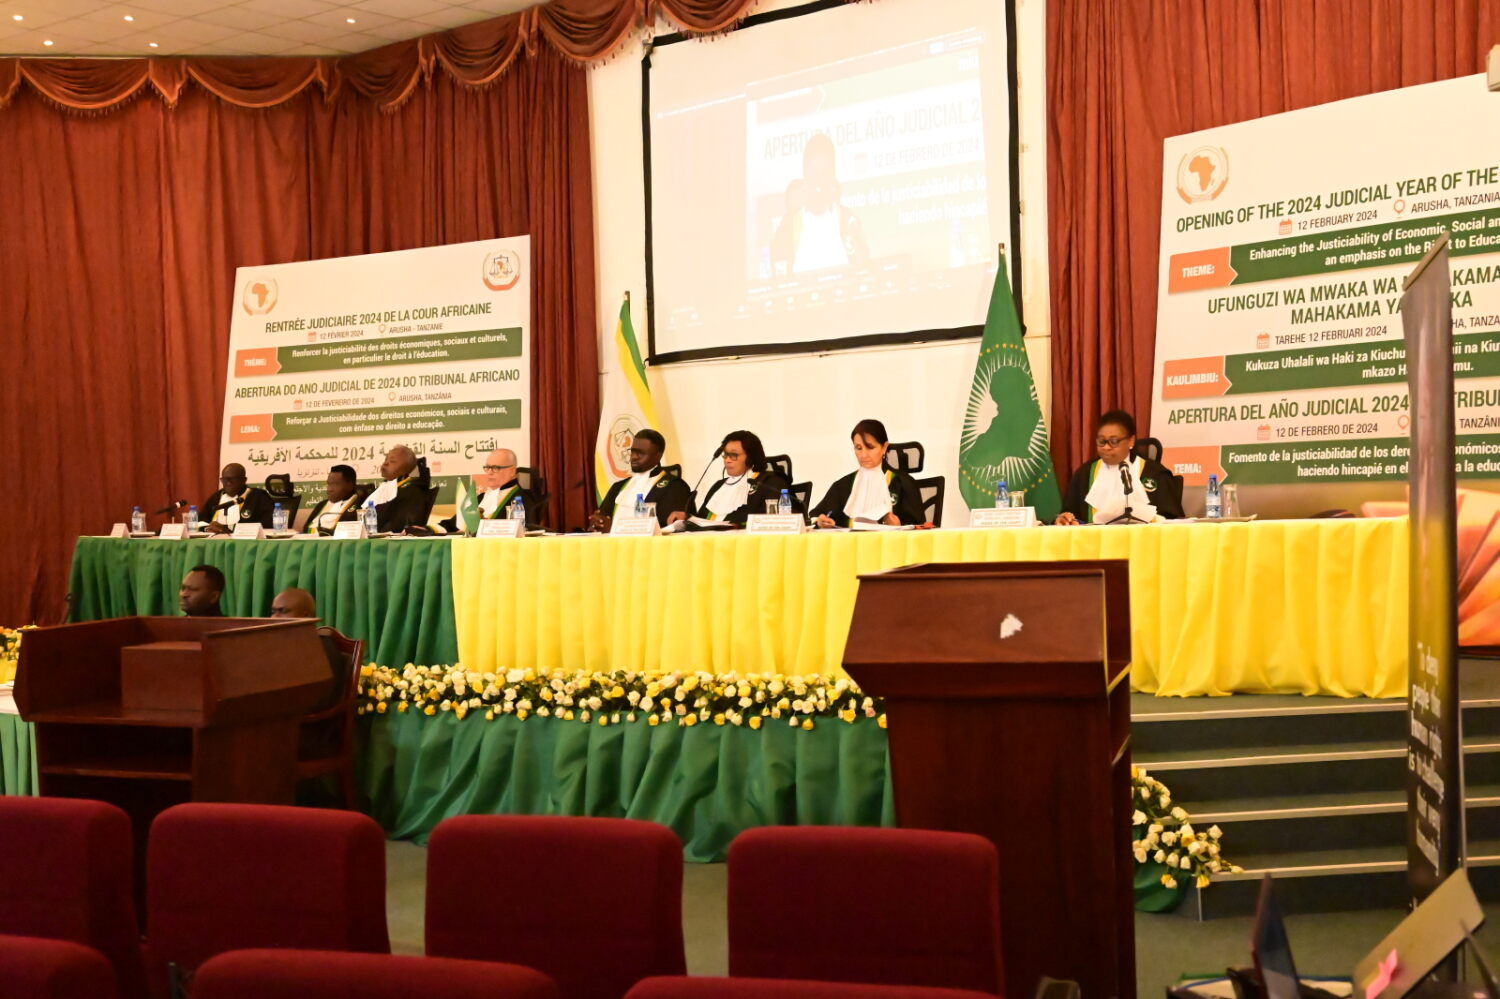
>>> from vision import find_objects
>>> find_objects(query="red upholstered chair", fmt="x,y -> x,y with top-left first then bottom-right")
0,935 -> 119,999
144,803 -> 389,989
426,815 -> 686,999
0,798 -> 146,999
728,826 -> 1004,995
192,949 -> 560,999
627,977 -> 1003,999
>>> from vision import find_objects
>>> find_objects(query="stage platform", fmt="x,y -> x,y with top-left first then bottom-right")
1136,657 -> 1500,918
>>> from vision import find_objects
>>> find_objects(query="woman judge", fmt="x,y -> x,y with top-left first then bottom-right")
1056,409 -> 1184,525
668,430 -> 794,526
811,419 -> 926,528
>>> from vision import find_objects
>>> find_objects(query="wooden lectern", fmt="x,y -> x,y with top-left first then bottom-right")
844,560 -> 1133,999
15,617 -> 333,861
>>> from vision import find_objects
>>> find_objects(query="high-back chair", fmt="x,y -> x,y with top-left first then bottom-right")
426,815 -> 686,999
0,798 -> 145,999
728,826 -> 1003,994
192,950 -> 560,999
0,934 -> 119,999
145,804 -> 389,989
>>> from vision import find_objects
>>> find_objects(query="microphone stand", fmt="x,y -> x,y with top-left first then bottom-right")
1106,461 -> 1151,525
688,446 -> 724,513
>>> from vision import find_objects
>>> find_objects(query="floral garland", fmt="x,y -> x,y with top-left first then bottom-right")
357,664 -> 884,730
356,663 -> 1238,891
1131,766 -> 1242,890
0,626 -> 31,685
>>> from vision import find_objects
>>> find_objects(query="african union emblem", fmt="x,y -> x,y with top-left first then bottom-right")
957,263 -> 1060,521
482,248 -> 521,292
242,277 -> 278,316
1176,146 -> 1229,204
602,414 -> 642,479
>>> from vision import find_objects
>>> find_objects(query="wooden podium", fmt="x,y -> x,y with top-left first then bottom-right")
15,617 -> 332,856
844,560 -> 1134,999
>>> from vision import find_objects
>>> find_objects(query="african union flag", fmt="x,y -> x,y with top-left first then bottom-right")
958,261 -> 1061,522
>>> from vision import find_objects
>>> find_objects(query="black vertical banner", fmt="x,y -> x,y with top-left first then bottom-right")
1403,232 -> 1463,913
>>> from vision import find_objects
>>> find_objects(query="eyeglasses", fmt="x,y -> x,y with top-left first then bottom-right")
482,464 -> 515,473
1095,437 -> 1130,448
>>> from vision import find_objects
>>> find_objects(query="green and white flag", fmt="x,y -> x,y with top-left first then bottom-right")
958,263 -> 1061,522
454,476 -> 481,534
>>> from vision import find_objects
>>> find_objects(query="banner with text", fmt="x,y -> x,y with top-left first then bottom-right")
1154,75 -> 1500,502
221,237 -> 530,503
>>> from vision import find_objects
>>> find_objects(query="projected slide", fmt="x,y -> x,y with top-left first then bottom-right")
647,0 -> 1014,361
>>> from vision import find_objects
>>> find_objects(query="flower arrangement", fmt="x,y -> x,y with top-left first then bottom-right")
0,626 -> 31,684
356,664 -> 884,730
1130,765 -> 1242,890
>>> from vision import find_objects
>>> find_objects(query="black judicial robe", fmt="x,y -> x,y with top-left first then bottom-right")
1059,457 -> 1185,523
694,469 -> 798,525
810,468 -> 926,527
375,476 -> 430,533
202,487 -> 275,529
302,496 -> 361,535
598,467 -> 693,527
440,484 -> 540,533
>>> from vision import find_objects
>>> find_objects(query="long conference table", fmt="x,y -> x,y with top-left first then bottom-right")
66,516 -> 1410,698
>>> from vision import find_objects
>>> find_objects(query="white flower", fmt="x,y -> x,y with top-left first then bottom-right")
1159,794 -> 1170,809
1208,825 -> 1222,839
1134,847 -> 1148,863
587,696 -> 602,711
1161,831 -> 1177,846
1154,850 -> 1166,864
1208,843 -> 1220,857
1180,822 -> 1194,837
641,697 -> 654,711
517,699 -> 532,712
1170,806 -> 1188,821
1148,823 -> 1163,834
1131,810 -> 1147,826
1187,840 -> 1204,856
1179,856 -> 1193,870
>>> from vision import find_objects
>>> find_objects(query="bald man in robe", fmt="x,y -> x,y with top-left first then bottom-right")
203,463 -> 275,534
442,447 -> 539,532
367,445 -> 428,533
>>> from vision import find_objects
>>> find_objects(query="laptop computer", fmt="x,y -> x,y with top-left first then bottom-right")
1353,868 -> 1487,999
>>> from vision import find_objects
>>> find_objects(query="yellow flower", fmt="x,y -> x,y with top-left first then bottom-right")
649,715 -> 661,727
1196,873 -> 1211,889
376,701 -> 388,714
610,685 -> 625,699
748,716 -> 762,730
360,665 -> 376,677
877,713 -> 887,729
645,682 -> 662,698
598,715 -> 609,726
801,719 -> 814,730
713,713 -> 726,726
517,709 -> 530,720
540,689 -> 554,701
839,708 -> 856,723
484,710 -> 495,721
683,714 -> 698,727
397,701 -> 409,713
423,705 -> 436,715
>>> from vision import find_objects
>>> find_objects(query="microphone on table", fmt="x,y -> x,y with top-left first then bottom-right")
1119,462 -> 1133,496
155,500 -> 189,515
690,444 -> 725,498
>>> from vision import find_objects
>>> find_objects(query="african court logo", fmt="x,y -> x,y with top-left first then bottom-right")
1176,146 -> 1230,204
482,249 -> 521,292
603,415 -> 641,479
242,277 -> 279,315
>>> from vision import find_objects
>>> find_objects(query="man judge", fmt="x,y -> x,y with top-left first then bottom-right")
369,445 -> 428,533
203,463 -> 274,534
590,429 -> 691,531
303,465 -> 363,534
444,448 -> 537,532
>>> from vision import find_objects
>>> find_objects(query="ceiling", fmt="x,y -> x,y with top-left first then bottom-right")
0,0 -> 538,57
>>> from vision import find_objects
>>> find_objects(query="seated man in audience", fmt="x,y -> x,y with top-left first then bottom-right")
202,463 -> 274,534
302,465 -> 363,534
589,429 -> 692,531
179,564 -> 226,617
442,447 -> 538,532
269,586 -> 348,710
368,445 -> 428,533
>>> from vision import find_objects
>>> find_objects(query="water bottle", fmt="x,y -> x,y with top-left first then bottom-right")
778,488 -> 792,515
131,506 -> 145,533
186,505 -> 199,532
272,503 -> 287,533
634,493 -> 647,518
994,481 -> 1009,508
1205,475 -> 1222,519
363,501 -> 379,534
510,495 -> 526,526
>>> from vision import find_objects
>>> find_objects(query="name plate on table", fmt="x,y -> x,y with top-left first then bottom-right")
969,507 -> 1037,529
109,523 -> 127,538
158,523 -> 188,540
333,521 -> 368,540
610,516 -> 660,537
746,514 -> 805,535
231,523 -> 265,540
477,518 -> 525,538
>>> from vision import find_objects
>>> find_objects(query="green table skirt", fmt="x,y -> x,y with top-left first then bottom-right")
0,715 -> 36,796
68,537 -> 458,666
358,712 -> 896,862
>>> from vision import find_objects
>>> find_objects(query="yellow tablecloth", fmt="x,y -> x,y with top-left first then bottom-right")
451,518 -> 1409,698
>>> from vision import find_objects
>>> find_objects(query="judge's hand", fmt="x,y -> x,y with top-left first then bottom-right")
666,510 -> 687,525
814,514 -> 836,529
588,511 -> 611,533
882,513 -> 900,527
1055,511 -> 1079,526
203,522 -> 229,535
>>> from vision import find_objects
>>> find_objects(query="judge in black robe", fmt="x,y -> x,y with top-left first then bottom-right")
675,431 -> 798,527
1056,409 -> 1185,524
811,419 -> 927,527
371,445 -> 430,533
302,464 -> 363,535
591,429 -> 692,530
203,462 -> 274,532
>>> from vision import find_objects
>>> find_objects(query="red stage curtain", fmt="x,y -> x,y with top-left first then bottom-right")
1045,0 -> 1500,476
0,48 -> 596,624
